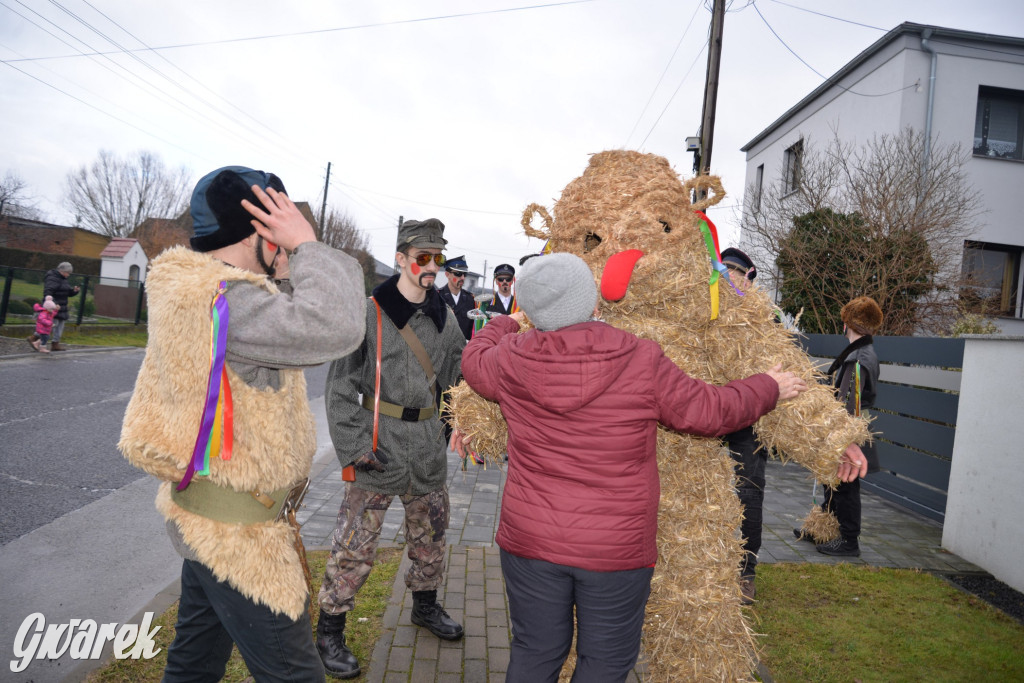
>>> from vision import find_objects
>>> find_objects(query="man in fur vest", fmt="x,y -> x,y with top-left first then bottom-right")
119,166 -> 367,682
317,218 -> 467,678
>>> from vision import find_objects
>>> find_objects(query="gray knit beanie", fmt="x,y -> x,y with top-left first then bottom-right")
516,253 -> 597,331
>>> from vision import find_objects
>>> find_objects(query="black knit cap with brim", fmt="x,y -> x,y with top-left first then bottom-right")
190,166 -> 286,252
720,247 -> 757,280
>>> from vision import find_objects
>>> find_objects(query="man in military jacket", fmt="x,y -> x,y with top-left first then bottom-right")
316,218 -> 467,678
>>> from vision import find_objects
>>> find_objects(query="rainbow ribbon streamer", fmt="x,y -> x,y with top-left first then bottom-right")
177,282 -> 234,491
696,211 -> 743,320
853,362 -> 862,417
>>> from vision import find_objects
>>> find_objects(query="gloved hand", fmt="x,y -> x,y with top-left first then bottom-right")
352,449 -> 389,472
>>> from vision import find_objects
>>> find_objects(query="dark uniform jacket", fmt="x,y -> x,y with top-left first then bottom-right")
484,293 -> 516,317
438,284 -> 475,340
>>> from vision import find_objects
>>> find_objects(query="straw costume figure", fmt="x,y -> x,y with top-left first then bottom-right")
449,150 -> 871,680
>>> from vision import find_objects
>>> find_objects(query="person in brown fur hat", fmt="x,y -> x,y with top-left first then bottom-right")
811,296 -> 884,556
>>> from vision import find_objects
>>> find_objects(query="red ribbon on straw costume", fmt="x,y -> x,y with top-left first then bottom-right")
177,281 -> 233,491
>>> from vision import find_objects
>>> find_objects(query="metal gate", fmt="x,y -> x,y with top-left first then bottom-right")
799,335 -> 964,522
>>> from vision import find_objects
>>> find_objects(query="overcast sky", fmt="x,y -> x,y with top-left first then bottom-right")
2,0 -> 1022,281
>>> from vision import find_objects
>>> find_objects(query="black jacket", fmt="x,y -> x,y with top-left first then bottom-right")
43,269 -> 77,321
438,284 -> 475,340
829,336 -> 881,473
483,294 -> 516,317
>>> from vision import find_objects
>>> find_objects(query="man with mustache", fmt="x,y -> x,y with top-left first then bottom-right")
317,218 -> 467,678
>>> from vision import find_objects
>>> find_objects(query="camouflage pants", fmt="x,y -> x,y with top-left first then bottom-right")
318,484 -> 450,615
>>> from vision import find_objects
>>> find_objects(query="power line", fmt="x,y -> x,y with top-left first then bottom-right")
3,0 -> 278,163
2,0 -> 331,192
1,58 -> 203,158
76,0 -> 321,171
638,40 -> 708,150
3,0 -> 597,63
768,0 -> 887,32
44,0 -> 317,171
332,180 -> 520,217
623,0 -> 704,148
753,3 -> 919,98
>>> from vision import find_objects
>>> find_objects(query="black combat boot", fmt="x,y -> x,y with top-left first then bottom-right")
411,590 -> 464,641
315,610 -> 360,679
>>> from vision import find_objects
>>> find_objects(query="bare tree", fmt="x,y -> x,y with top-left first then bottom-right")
317,206 -> 376,294
317,206 -> 369,252
741,128 -> 982,335
0,170 -> 45,220
63,150 -> 191,237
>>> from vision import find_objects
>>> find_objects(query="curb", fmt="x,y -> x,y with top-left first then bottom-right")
0,345 -> 138,361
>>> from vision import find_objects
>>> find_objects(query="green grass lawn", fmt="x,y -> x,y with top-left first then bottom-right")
61,328 -> 148,347
88,548 -> 401,682
753,563 -> 1024,682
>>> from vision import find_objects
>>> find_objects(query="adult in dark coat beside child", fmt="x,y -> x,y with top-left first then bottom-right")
40,262 -> 79,350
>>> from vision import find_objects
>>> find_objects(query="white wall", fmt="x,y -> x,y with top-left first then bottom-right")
932,49 -> 1024,248
943,336 -> 1024,592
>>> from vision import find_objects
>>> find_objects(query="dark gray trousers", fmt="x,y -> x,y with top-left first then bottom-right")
727,425 -> 767,578
162,559 -> 325,683
500,549 -> 653,683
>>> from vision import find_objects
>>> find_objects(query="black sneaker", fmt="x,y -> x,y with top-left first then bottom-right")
793,527 -> 815,543
816,537 -> 860,557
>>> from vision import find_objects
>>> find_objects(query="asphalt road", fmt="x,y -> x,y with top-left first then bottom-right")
0,349 -> 331,545
0,347 -> 333,682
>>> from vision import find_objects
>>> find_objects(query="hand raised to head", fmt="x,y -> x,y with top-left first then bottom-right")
240,185 -> 316,252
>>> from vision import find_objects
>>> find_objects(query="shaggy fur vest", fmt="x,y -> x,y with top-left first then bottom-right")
119,247 -> 316,620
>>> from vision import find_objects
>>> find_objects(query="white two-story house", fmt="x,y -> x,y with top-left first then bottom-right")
740,22 -> 1024,334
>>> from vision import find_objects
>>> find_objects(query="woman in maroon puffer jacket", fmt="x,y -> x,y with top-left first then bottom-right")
459,253 -> 808,682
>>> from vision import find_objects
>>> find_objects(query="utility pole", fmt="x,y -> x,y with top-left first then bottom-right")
393,215 -> 403,273
318,162 -> 332,235
696,0 -> 726,184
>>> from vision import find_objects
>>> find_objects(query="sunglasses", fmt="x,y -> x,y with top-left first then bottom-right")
411,253 -> 446,267
495,277 -> 512,283
448,271 -> 466,278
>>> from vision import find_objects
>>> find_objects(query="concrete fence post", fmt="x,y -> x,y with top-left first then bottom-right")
943,335 -> 1024,591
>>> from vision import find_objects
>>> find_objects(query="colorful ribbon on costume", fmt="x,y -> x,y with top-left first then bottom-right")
853,362 -> 862,417
177,281 -> 234,491
696,211 -> 744,320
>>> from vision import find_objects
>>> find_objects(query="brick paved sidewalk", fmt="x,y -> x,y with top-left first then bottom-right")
298,450 -> 978,681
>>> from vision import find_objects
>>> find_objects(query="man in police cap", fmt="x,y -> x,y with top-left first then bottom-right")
719,247 -> 765,604
317,218 -> 467,678
438,255 -> 475,340
489,263 -> 517,315
472,262 -> 517,335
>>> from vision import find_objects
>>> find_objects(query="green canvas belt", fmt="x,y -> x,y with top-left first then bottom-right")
170,477 -> 306,525
361,394 -> 435,422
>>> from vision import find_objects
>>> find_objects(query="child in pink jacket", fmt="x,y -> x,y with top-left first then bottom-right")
30,297 -> 59,353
